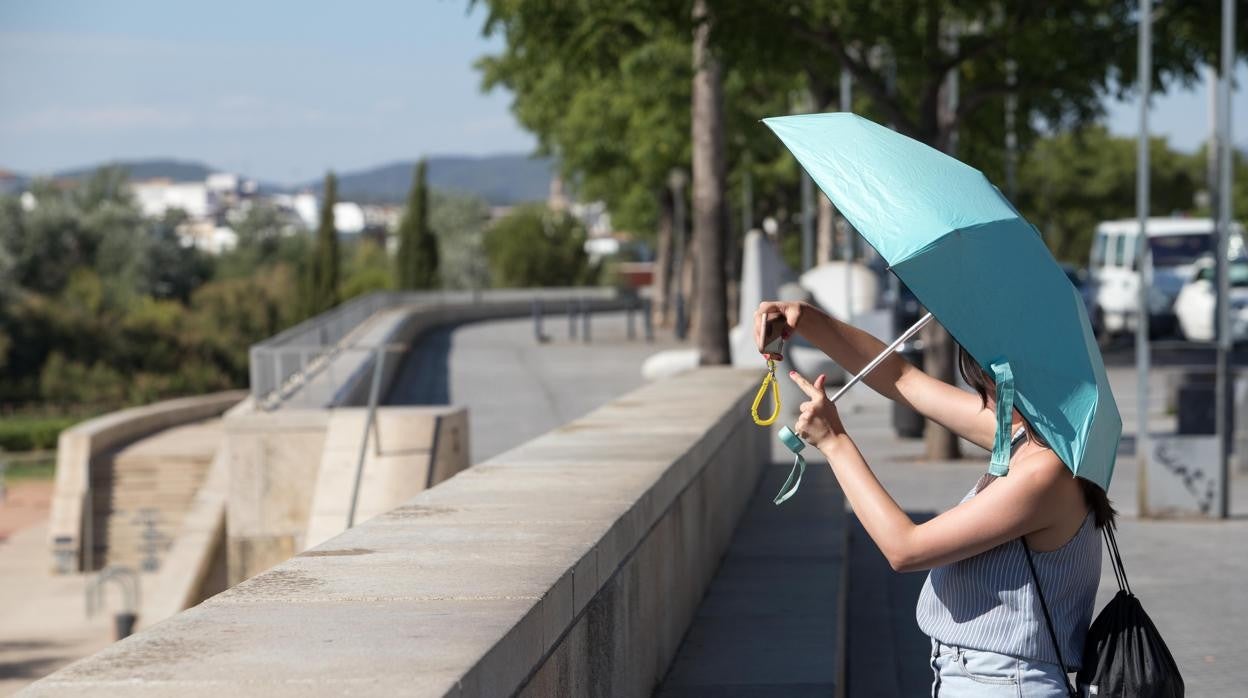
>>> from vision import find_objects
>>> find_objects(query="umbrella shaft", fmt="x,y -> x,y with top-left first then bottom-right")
829,312 -> 935,404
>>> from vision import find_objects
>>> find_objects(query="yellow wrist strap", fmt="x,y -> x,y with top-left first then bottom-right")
751,359 -> 781,426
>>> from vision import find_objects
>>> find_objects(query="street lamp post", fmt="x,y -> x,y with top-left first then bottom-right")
1215,0 -> 1236,518
669,168 -> 689,341
1135,0 -> 1152,516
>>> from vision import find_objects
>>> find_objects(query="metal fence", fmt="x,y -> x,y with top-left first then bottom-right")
248,288 -> 634,411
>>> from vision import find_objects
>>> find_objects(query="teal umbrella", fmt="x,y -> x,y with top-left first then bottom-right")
764,113 -> 1120,490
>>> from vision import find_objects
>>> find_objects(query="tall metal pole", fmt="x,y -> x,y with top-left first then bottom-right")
1005,59 -> 1019,200
840,66 -> 855,323
742,153 -> 754,236
801,160 -> 814,272
1135,0 -> 1152,516
800,92 -> 815,272
1215,0 -> 1236,518
669,169 -> 688,341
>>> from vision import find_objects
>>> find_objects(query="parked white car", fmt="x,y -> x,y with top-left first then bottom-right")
1173,258 -> 1248,342
1089,217 -> 1245,339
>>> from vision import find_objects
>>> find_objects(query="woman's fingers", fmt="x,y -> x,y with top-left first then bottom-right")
788,370 -> 825,400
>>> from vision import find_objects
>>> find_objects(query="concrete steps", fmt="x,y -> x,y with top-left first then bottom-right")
89,418 -> 223,571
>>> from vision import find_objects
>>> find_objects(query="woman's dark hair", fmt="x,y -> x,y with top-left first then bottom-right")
957,346 -> 1117,529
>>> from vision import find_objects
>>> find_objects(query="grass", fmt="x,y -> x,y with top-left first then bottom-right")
2,454 -> 57,481
0,413 -> 84,452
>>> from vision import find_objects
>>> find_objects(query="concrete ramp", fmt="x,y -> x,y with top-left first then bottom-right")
303,407 -> 469,550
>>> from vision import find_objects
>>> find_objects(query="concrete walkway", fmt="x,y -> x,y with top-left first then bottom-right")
0,521 -> 129,696
387,310 -> 680,463
657,439 -> 845,696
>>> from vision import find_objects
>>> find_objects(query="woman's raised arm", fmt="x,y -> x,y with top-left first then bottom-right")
754,301 -> 997,451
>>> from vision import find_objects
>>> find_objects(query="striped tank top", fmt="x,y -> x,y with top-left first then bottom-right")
915,428 -> 1101,668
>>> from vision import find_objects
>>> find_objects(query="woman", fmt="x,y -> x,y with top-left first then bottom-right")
754,300 -> 1115,697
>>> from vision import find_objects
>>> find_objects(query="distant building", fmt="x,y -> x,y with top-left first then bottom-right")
131,178 -> 213,219
0,170 -> 21,195
176,219 -> 238,255
333,202 -> 366,235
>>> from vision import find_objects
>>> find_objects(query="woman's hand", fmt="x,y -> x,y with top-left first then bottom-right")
754,301 -> 805,360
789,371 -> 847,450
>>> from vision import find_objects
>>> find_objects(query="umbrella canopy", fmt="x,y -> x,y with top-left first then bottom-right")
764,112 -> 1121,490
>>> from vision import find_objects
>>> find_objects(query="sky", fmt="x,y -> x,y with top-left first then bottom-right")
0,1 -> 1243,186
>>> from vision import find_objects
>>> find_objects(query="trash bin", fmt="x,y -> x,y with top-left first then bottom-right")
1176,370 -> 1231,436
894,341 -> 925,439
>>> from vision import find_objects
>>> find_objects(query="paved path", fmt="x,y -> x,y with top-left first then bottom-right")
0,521 -> 127,697
387,311 -> 680,463
657,440 -> 845,696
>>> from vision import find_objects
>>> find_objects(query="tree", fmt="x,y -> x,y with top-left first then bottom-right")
484,205 -> 592,287
307,172 -> 340,315
1016,127 -> 1201,262
431,191 -> 492,290
476,0 -> 801,330
141,208 -> 214,302
728,1 -> 1245,460
691,0 -> 730,364
396,160 -> 440,289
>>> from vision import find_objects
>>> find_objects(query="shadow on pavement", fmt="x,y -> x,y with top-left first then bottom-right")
845,512 -> 935,698
383,325 -> 454,405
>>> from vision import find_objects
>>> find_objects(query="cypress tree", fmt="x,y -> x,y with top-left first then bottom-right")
310,171 -> 340,313
396,160 -> 439,289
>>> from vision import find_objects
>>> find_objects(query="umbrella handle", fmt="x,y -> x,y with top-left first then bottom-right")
827,312 -> 935,404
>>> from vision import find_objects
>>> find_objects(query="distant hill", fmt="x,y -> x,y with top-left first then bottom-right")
12,153 -> 554,206
54,159 -> 215,183
310,155 -> 554,205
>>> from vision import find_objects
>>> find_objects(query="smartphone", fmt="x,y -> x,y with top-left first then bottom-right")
761,314 -> 786,356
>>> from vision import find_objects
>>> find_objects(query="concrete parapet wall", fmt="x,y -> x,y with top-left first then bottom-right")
303,406 -> 470,550
48,390 -> 247,573
335,295 -> 634,408
221,407 -> 330,585
25,368 -> 768,697
224,405 -> 472,583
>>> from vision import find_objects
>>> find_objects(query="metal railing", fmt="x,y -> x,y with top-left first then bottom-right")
248,288 -> 634,411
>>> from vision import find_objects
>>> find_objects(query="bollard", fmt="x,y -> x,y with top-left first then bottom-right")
581,297 -> 591,343
532,298 -> 547,343
568,299 -> 578,339
627,300 -> 636,340
643,298 -> 654,342
675,295 -> 687,341
114,612 -> 137,640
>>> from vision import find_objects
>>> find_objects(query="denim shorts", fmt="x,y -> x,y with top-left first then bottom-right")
930,638 -> 1073,696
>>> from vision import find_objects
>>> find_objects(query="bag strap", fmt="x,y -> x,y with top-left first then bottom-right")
1103,524 -> 1133,595
1020,539 -> 1078,698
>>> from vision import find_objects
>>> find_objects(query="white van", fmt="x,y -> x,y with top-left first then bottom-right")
1088,217 -> 1246,338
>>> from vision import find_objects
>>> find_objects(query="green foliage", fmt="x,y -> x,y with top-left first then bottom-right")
477,1 -> 799,238
215,202 -> 309,280
307,172 -> 341,315
189,263 -> 304,385
0,414 -> 81,452
431,191 -> 491,290
0,166 -> 312,409
396,160 -> 440,289
342,239 -> 395,298
1016,126 -> 1204,263
484,205 -> 593,287
2,456 -> 57,481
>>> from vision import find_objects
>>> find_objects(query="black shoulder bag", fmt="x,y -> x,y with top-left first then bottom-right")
1023,525 -> 1185,697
